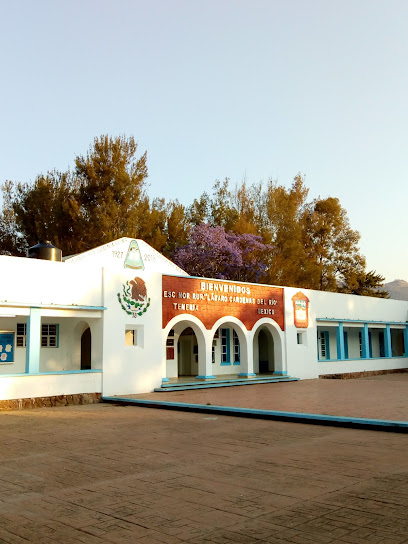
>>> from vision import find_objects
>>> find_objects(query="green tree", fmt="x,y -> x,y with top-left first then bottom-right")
0,181 -> 25,255
187,192 -> 210,226
0,134 -> 168,256
76,134 -> 149,246
2,171 -> 84,256
340,270 -> 389,298
229,180 -> 263,236
209,178 -> 238,230
163,200 -> 190,256
263,174 -> 313,287
135,197 -> 168,252
302,196 -> 366,292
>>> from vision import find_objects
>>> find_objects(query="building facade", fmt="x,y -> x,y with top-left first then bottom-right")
0,238 -> 407,402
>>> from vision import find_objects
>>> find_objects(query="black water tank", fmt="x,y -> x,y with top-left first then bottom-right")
27,241 -> 62,262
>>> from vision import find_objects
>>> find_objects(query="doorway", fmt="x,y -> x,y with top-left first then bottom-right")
177,327 -> 198,377
258,327 -> 274,373
80,327 -> 91,370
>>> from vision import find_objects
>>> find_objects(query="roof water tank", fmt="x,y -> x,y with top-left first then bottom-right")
27,241 -> 62,262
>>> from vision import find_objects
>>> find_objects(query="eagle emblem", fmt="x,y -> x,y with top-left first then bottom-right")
117,277 -> 150,317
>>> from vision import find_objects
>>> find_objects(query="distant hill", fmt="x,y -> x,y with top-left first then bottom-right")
382,280 -> 408,301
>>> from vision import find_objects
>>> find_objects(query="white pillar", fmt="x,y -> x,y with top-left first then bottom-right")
196,331 -> 214,379
25,307 -> 41,374
238,332 -> 255,376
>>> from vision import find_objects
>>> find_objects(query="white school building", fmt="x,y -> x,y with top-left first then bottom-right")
0,237 -> 407,404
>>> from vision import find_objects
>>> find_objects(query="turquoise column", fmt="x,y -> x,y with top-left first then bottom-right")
25,307 -> 41,374
336,323 -> 345,360
384,324 -> 392,358
404,326 -> 408,357
361,323 -> 370,358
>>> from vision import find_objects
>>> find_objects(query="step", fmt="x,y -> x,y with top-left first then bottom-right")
161,375 -> 293,388
154,376 -> 299,392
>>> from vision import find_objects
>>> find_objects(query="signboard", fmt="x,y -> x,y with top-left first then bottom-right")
162,276 -> 284,330
0,332 -> 14,363
292,291 -> 309,328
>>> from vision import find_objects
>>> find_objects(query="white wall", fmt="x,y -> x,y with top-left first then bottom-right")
0,371 -> 102,401
101,270 -> 164,396
0,255 -> 103,307
284,287 -> 408,379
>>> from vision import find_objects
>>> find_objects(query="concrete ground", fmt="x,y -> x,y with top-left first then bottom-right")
130,373 -> 408,421
1,376 -> 408,543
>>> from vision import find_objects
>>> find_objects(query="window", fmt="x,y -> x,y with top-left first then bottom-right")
41,325 -> 59,347
233,330 -> 240,364
16,323 -> 59,348
379,331 -> 385,357
320,332 -> 326,357
221,329 -> 230,364
16,323 -> 26,347
343,331 -> 349,359
125,325 -> 144,348
318,331 -> 330,360
125,329 -> 136,346
368,331 -> 373,358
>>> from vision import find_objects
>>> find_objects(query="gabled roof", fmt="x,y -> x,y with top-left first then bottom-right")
64,238 -> 188,276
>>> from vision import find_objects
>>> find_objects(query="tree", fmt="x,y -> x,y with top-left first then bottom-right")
209,178 -> 238,230
76,134 -> 149,247
0,134 -> 169,256
302,196 -> 366,292
163,200 -> 190,256
340,270 -> 389,298
229,180 -> 264,236
1,171 -> 84,256
187,193 -> 210,226
0,134 -> 388,297
0,181 -> 25,255
227,231 -> 273,282
263,174 -> 313,287
172,223 -> 272,282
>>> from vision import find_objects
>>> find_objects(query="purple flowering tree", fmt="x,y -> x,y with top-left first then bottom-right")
172,224 -> 272,282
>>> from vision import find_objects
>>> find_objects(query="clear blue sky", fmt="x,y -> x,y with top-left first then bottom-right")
1,0 -> 407,282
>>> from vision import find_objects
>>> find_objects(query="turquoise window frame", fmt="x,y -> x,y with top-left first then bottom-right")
318,330 -> 330,360
343,331 -> 349,359
233,330 -> 240,365
221,329 -> 231,365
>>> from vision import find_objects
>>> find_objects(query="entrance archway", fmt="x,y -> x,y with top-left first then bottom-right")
257,327 -> 275,373
178,327 -> 198,377
252,319 -> 285,375
72,320 -> 93,370
210,318 -> 249,376
163,316 -> 211,380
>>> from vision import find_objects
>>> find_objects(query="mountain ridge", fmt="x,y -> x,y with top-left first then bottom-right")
382,279 -> 408,301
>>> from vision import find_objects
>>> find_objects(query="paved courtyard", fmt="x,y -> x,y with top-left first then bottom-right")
1,376 -> 408,543
131,373 -> 408,421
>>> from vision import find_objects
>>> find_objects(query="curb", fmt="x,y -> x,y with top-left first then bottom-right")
102,396 -> 408,433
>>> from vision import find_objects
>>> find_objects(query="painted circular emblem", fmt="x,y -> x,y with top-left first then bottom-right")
117,277 -> 151,317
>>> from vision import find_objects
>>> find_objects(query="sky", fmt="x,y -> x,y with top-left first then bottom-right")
1,0 -> 407,282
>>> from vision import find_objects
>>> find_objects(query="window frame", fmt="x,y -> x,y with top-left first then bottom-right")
220,328 -> 231,365
16,323 -> 59,348
232,329 -> 240,365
